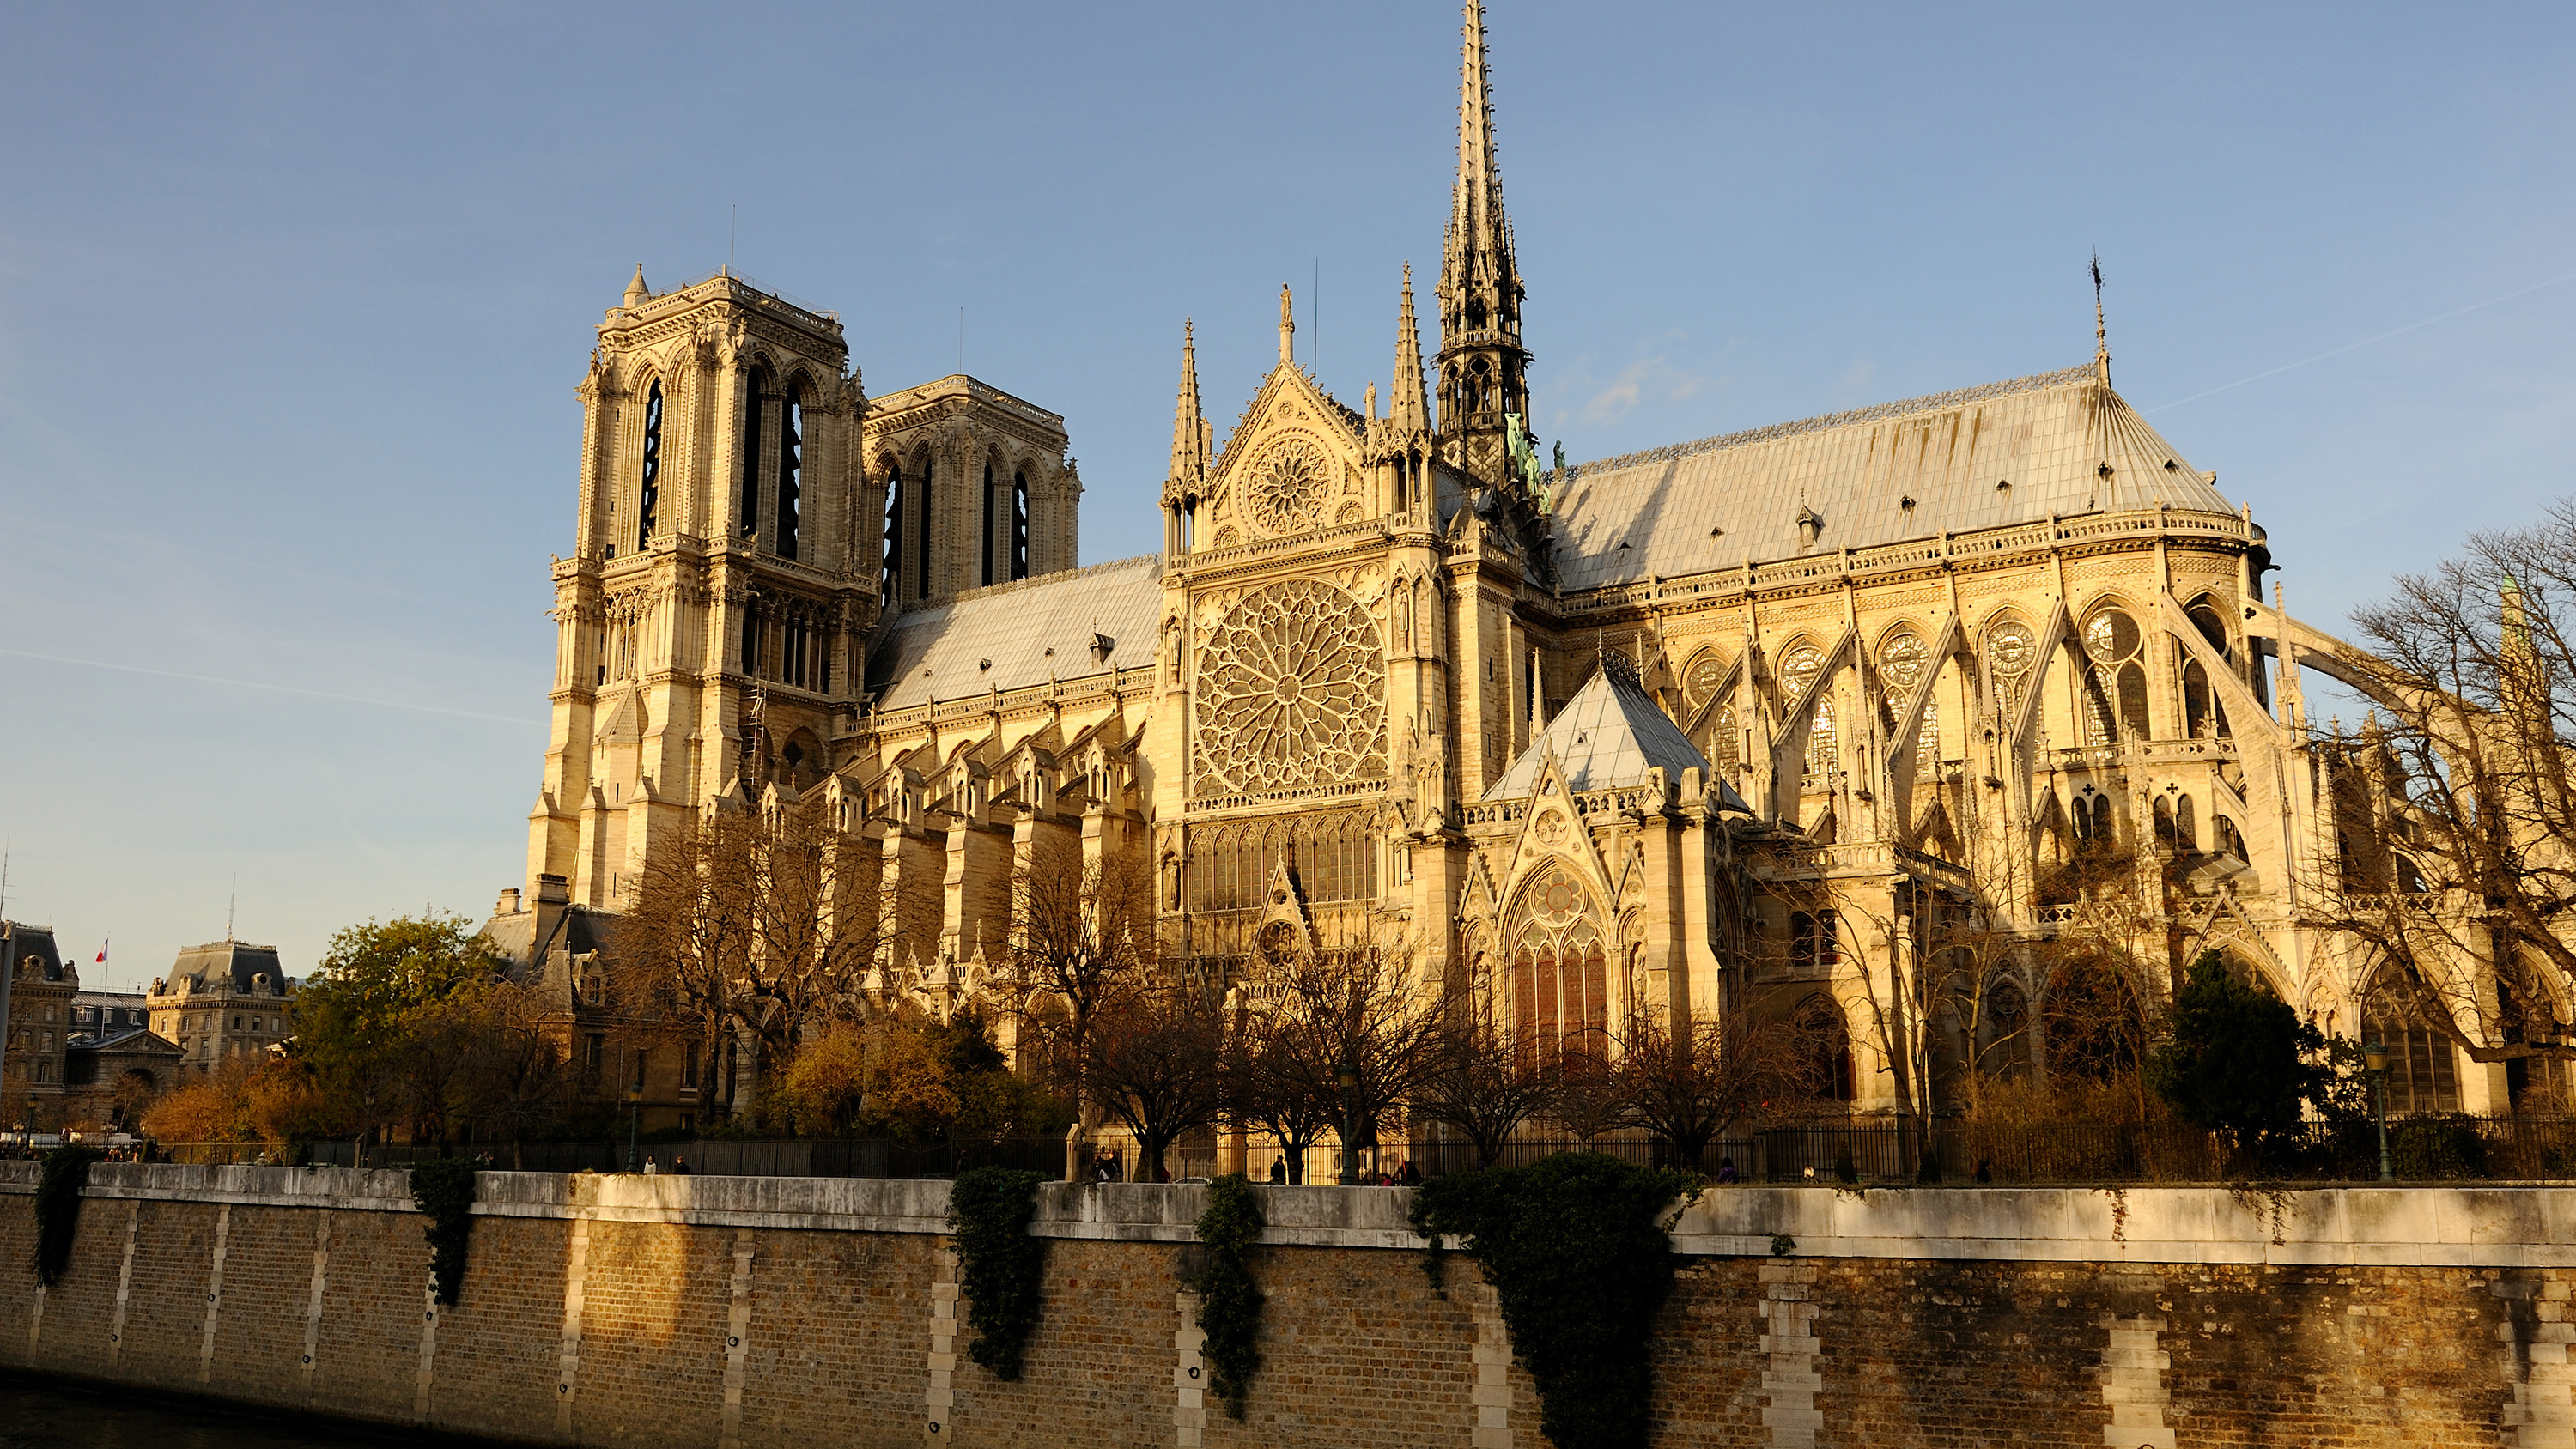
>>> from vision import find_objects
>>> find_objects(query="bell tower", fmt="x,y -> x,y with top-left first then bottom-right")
1434,0 -> 1532,491
530,266 -> 872,909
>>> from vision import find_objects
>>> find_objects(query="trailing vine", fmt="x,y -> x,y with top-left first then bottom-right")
1188,1174 -> 1264,1418
409,1158 -> 478,1306
33,1144 -> 104,1287
947,1166 -> 1048,1381
1411,1153 -> 1703,1449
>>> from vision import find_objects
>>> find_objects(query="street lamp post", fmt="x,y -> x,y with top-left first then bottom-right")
2363,1040 -> 2392,1183
1336,1058 -> 1359,1186
626,1049 -> 643,1173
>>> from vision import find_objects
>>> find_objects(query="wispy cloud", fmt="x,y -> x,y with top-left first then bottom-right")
1571,333 -> 1714,427
0,648 -> 543,725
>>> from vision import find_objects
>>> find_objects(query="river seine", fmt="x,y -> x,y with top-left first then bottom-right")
1,1375 -> 489,1449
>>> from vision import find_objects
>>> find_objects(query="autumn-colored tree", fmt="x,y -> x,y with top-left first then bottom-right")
287,912 -> 509,1143
623,796 -> 888,1116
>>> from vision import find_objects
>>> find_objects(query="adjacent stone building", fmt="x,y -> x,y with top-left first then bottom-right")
1,923 -> 78,1125
485,2 -> 2509,1127
146,940 -> 295,1081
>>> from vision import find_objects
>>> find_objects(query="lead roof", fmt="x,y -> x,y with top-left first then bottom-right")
866,555 -> 1164,712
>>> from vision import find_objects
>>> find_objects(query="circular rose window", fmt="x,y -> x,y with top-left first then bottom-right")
1245,438 -> 1331,536
1193,578 -> 1388,795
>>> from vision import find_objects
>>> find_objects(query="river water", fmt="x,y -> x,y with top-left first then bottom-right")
1,1375 -> 493,1449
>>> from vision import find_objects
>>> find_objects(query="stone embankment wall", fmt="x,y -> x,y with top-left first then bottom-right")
1,1162 -> 2571,1447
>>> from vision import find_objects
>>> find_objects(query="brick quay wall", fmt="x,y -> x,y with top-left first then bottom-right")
1,1163 -> 2569,1447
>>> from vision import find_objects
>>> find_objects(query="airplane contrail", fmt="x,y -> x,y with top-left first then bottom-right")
2148,269 -> 2576,413
0,647 -> 543,725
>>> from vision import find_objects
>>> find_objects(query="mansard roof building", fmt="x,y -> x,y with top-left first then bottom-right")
487,2 -> 2506,1123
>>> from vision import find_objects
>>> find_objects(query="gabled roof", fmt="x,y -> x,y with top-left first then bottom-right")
1488,665 -> 1745,807
1550,364 -> 2232,592
866,555 -> 1163,711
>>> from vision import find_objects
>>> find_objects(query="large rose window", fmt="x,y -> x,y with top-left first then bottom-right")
1244,438 -> 1331,536
1193,579 -> 1388,795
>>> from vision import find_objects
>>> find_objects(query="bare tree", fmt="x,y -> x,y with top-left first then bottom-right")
996,834 -> 1156,1178
459,982 -> 578,1167
1085,981 -> 1235,1181
1617,1006 -> 1798,1172
1243,943 -> 1444,1181
623,794 -> 887,1114
1413,1016 -> 1557,1170
2293,506 -> 2576,1083
1546,1046 -> 1633,1149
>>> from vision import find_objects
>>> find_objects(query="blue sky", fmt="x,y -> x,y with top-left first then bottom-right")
3,2 -> 2572,986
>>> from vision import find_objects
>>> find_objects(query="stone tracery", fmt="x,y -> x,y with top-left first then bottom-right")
1192,578 -> 1388,796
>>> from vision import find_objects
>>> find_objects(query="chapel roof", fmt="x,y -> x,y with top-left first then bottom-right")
1549,364 -> 2233,592
1488,664 -> 1749,809
157,940 -> 291,999
865,555 -> 1164,712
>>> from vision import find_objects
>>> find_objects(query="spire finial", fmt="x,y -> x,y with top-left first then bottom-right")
624,263 -> 649,310
1169,318 -> 1206,493
2091,252 -> 2110,384
1279,284 -> 1296,366
1390,262 -> 1430,433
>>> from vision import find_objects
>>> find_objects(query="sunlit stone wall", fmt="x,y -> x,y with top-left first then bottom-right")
0,1164 -> 2565,1447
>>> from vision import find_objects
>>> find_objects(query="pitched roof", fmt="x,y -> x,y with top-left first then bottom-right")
1489,665 -> 1745,808
865,555 -> 1163,712
161,940 -> 291,998
1550,364 -> 2233,592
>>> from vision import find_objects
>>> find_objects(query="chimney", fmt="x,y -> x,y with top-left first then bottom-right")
497,888 -> 523,916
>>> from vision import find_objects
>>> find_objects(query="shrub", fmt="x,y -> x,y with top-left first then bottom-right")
947,1166 -> 1048,1381
1189,1174 -> 1264,1417
410,1158 -> 478,1306
1411,1153 -> 1701,1449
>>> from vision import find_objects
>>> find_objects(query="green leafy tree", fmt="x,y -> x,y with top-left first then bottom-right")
2147,952 -> 2324,1168
287,912 -> 509,1143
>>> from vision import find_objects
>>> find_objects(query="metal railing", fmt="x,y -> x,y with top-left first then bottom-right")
162,1137 -> 1067,1179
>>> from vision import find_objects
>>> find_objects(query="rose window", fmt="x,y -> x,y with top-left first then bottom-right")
1193,579 -> 1388,795
1778,644 -> 1824,700
1244,438 -> 1331,536
1878,632 -> 1928,694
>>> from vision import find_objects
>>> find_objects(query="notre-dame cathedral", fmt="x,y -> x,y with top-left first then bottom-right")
485,2 -> 2488,1128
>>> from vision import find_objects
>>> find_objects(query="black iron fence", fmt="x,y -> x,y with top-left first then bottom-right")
138,1115 -> 2576,1186
163,1137 -> 1066,1179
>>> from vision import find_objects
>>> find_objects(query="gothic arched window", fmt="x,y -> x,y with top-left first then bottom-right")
739,367 -> 769,541
882,464 -> 903,604
981,461 -> 997,586
1012,470 -> 1030,579
916,458 -> 935,598
1791,992 -> 1856,1102
1506,862 -> 1607,1063
1804,696 -> 1838,786
2175,794 -> 2198,853
2081,604 -> 2148,743
776,379 -> 805,560
636,379 -> 662,552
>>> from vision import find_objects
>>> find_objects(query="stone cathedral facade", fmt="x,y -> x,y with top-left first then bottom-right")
490,3 -> 2500,1124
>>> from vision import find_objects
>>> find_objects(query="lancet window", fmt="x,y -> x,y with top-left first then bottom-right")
2081,604 -> 2150,743
1507,861 -> 1610,1062
1184,809 -> 1379,913
981,461 -> 997,586
1012,470 -> 1030,579
776,380 -> 804,561
883,464 -> 903,604
635,379 -> 662,551
2360,972 -> 2462,1114
916,459 -> 935,597
1791,992 -> 1856,1102
739,367 -> 769,541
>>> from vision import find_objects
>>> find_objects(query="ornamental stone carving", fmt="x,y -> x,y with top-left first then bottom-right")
1192,578 -> 1388,796
1243,436 -> 1333,537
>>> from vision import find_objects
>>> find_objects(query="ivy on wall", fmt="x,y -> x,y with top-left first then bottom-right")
1188,1174 -> 1264,1417
947,1166 -> 1048,1381
1410,1153 -> 1702,1449
410,1158 -> 478,1306
33,1145 -> 105,1287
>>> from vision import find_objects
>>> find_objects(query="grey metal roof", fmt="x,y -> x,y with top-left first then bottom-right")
866,555 -> 1164,711
162,941 -> 290,998
1489,666 -> 1740,803
1550,364 -> 2233,591
3,924 -> 66,981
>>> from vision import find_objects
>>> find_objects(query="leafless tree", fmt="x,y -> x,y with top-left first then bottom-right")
995,833 -> 1157,1178
623,794 -> 887,1113
459,982 -> 578,1167
1241,943 -> 1444,1181
2288,507 -> 2576,1082
1412,1014 -> 1557,1170
1616,1005 -> 1799,1172
1085,981 -> 1235,1181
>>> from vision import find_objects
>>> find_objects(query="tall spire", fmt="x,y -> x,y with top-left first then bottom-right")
1169,318 -> 1206,492
1435,0 -> 1529,488
2092,252 -> 2111,385
1455,0 -> 1498,245
1390,263 -> 1429,433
